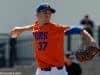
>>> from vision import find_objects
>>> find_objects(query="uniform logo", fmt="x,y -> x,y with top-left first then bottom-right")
33,32 -> 48,50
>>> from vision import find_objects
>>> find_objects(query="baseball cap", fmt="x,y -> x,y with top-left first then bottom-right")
36,3 -> 56,13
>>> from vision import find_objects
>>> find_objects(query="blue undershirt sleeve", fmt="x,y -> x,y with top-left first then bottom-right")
65,25 -> 84,34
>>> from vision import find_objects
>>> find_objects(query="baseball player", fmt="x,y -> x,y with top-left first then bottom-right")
10,3 -> 97,75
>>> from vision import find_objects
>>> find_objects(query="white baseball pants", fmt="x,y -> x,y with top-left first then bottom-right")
35,66 -> 68,75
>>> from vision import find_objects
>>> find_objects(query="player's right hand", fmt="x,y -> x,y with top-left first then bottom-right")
10,27 -> 22,38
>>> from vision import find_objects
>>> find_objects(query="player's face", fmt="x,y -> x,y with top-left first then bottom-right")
36,9 -> 52,23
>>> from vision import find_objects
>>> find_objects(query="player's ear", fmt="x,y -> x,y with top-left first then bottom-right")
36,13 -> 38,17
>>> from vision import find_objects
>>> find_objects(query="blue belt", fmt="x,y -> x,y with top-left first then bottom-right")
40,66 -> 63,71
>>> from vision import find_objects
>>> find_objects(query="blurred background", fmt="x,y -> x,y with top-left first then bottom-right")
0,0 -> 100,75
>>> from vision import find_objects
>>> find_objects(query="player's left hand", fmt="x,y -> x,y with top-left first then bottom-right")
75,46 -> 100,63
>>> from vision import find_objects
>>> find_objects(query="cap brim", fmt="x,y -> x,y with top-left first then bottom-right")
37,8 -> 56,13
50,8 -> 56,13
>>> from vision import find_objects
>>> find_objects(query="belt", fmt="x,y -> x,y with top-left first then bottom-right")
40,66 -> 63,71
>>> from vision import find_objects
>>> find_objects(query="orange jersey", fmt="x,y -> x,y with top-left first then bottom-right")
33,21 -> 69,68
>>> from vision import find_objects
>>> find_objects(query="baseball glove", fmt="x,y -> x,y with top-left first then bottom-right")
75,46 -> 100,63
